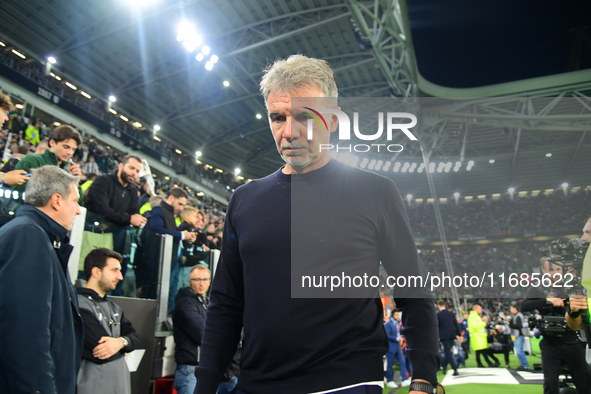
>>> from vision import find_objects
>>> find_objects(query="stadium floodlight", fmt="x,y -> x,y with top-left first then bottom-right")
406,194 -> 412,200
546,153 -> 552,157
109,95 -> 117,102
489,159 -> 495,163
184,41 -> 196,53
454,192 -> 460,198
154,125 -> 161,131
235,168 -> 241,174
205,61 -> 213,70
177,22 -> 202,55
210,55 -> 219,63
508,187 -> 515,193
223,80 -> 230,87
12,49 -> 26,59
196,53 -> 204,61
201,45 -> 210,55
196,151 -> 202,157
48,56 -> 56,64
562,183 -> 568,188
256,114 -> 262,119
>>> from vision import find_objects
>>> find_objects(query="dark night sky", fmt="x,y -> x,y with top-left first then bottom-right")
406,0 -> 591,88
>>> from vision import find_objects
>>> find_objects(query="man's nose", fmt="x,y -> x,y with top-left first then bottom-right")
282,116 -> 293,140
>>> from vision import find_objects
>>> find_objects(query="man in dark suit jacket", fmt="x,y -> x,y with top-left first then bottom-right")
148,187 -> 196,311
437,300 -> 462,375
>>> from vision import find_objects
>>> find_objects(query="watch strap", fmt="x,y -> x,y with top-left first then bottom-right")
408,381 -> 437,394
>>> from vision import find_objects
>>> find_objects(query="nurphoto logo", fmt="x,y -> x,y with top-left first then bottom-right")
303,107 -> 418,153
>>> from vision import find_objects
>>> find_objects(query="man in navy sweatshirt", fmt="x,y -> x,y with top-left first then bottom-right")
195,55 -> 439,394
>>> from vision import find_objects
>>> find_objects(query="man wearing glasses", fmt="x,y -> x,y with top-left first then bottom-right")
173,264 -> 211,394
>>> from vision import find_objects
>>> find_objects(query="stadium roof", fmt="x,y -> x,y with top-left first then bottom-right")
1,0 -> 590,198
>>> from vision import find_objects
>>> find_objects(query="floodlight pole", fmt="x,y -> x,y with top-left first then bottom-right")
417,113 -> 462,317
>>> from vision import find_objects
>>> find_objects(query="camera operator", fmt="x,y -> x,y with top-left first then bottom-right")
521,258 -> 590,394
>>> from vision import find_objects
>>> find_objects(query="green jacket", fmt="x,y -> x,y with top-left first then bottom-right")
14,150 -> 84,204
467,310 -> 488,351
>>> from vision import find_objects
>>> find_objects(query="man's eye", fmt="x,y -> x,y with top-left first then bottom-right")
295,114 -> 311,122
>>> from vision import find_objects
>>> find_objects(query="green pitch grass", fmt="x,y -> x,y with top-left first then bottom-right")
383,351 -> 542,393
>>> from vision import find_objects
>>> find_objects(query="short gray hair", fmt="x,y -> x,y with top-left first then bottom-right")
189,264 -> 210,276
24,165 -> 79,207
260,54 -> 338,107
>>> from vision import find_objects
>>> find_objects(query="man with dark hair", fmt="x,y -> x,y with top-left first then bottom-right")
86,154 -> 146,294
509,305 -> 530,370
437,300 -> 461,376
86,154 -> 145,227
0,165 -> 83,394
77,247 -> 140,394
14,124 -> 83,192
148,186 -> 196,310
384,309 -> 410,388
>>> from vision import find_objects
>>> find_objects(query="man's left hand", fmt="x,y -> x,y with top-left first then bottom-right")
93,336 -> 124,360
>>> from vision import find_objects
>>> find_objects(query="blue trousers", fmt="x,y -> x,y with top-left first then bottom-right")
386,343 -> 408,382
174,364 -> 237,394
514,336 -> 530,367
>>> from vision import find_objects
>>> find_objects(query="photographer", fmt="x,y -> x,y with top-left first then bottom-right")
521,258 -> 590,394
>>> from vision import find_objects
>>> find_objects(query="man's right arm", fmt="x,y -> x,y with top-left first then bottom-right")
0,226 -> 58,393
196,198 -> 244,394
521,287 -> 550,313
87,177 -> 131,226
148,207 -> 183,239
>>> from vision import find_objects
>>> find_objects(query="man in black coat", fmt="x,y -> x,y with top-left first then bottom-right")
86,154 -> 146,295
0,165 -> 83,394
85,154 -> 146,228
148,186 -> 196,310
437,300 -> 462,375
173,264 -> 211,394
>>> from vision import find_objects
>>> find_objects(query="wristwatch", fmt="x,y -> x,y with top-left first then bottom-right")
121,337 -> 129,347
408,381 -> 444,394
